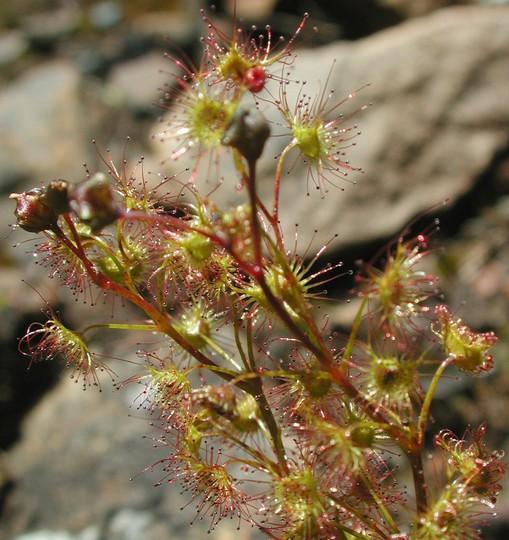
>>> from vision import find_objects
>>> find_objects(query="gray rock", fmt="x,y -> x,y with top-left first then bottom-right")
0,61 -> 95,273
21,7 -> 82,43
226,0 -> 279,20
15,531 -> 83,540
439,195 -> 509,329
0,30 -> 28,67
87,1 -> 124,31
106,51 -> 173,112
0,61 -> 92,187
129,1 -> 202,46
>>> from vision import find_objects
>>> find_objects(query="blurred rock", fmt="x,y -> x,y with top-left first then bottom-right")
379,0 -> 509,17
0,61 -> 92,188
0,30 -> 28,67
107,51 -> 172,112
224,0 -> 278,20
438,194 -> 509,330
129,1 -> 202,46
21,6 -> 82,45
87,1 -> 124,31
275,0 -> 403,39
377,0 -> 461,17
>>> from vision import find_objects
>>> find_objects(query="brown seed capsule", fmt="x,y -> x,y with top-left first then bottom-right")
69,173 -> 122,232
221,104 -> 271,163
42,179 -> 71,214
10,188 -> 59,233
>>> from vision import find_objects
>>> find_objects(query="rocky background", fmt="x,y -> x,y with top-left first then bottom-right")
1,0 -> 509,539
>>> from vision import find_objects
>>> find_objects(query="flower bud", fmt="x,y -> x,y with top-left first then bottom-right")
10,188 -> 59,233
221,104 -> 271,162
69,173 -> 122,232
42,179 -> 71,214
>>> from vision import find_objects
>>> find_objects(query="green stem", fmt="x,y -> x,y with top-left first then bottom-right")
273,142 -> 297,223
417,356 -> 454,446
333,496 -> 393,538
341,295 -> 368,374
245,317 -> 289,474
200,334 -> 242,371
80,323 -> 156,335
232,310 -> 251,372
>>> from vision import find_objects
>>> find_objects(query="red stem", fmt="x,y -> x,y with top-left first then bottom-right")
243,161 -> 419,453
408,448 -> 428,515
53,217 -> 218,369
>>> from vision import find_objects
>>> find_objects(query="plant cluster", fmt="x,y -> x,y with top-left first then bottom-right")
10,7 -> 504,539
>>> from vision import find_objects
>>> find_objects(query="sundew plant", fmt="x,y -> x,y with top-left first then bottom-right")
10,7 -> 504,539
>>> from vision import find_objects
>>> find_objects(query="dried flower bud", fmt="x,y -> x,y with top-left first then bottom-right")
42,179 -> 71,214
222,104 -> 271,162
70,173 -> 122,232
10,188 -> 59,233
